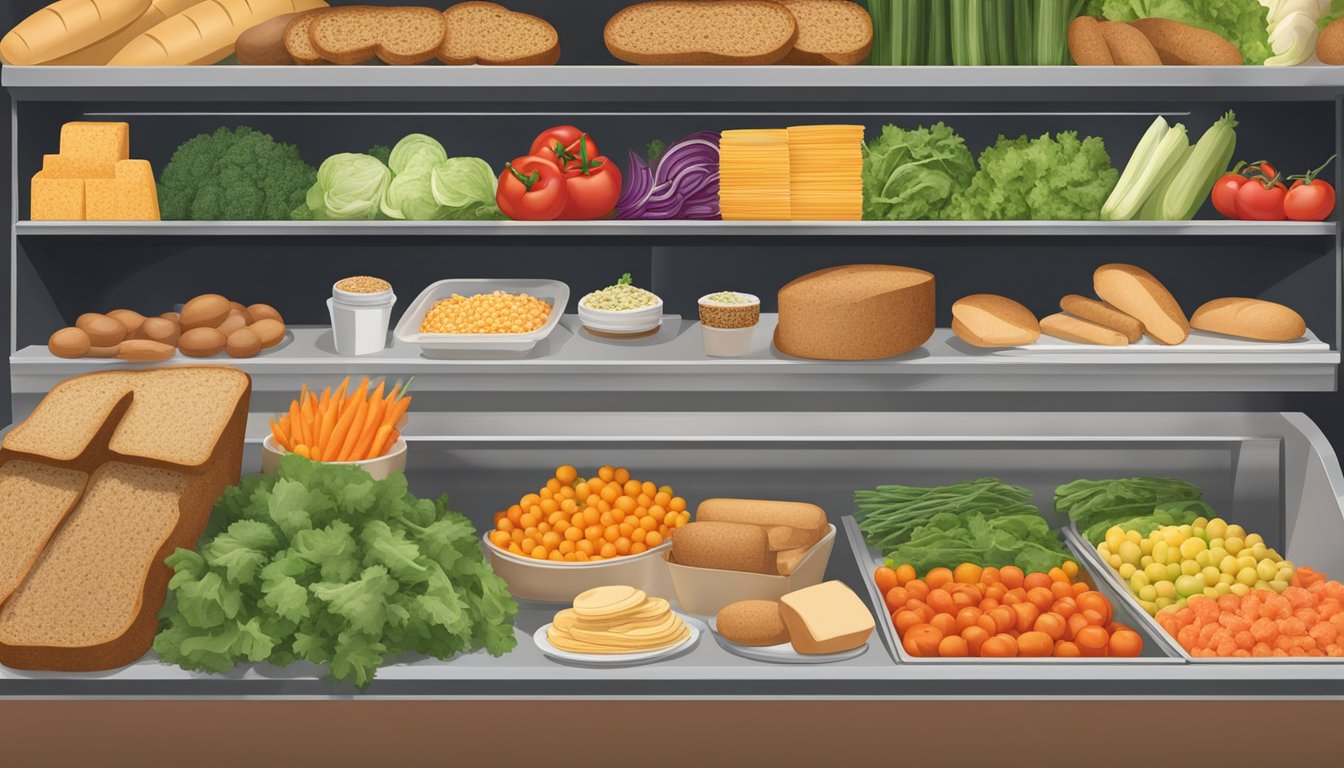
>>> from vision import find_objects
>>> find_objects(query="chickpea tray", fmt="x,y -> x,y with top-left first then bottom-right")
394,278 -> 569,355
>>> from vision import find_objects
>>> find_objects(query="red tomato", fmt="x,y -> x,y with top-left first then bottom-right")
497,156 -> 567,221
1235,177 -> 1287,221
1211,172 -> 1247,219
1285,180 -> 1336,222
558,137 -> 622,220
530,126 -> 600,170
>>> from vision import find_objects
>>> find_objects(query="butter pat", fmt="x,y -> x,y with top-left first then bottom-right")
778,580 -> 875,655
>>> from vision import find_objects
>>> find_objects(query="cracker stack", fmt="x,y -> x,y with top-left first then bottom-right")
787,124 -> 864,221
548,586 -> 690,654
719,129 -> 792,221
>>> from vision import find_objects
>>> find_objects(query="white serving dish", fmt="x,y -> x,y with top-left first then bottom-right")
260,434 -> 408,481
394,278 -> 569,353
708,617 -> 867,664
482,534 -> 675,603
577,297 -> 664,336
664,524 -> 837,616
533,615 -> 701,667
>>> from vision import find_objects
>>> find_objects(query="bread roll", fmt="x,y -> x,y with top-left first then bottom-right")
1093,263 -> 1189,345
1,0 -> 151,66
108,0 -> 329,66
1098,21 -> 1161,65
776,547 -> 809,576
775,264 -> 935,360
669,521 -> 774,574
951,294 -> 1040,347
236,11 -> 303,65
1130,17 -> 1242,66
1068,16 -> 1113,65
716,600 -> 789,646
1190,298 -> 1306,342
1318,18 -> 1344,65
1059,295 -> 1142,343
696,499 -> 826,531
1040,313 -> 1129,346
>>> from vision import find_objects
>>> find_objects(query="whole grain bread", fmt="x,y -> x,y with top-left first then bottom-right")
778,0 -> 872,65
284,9 -> 327,64
605,1 -> 798,65
670,521 -> 775,574
1068,16 -> 1113,66
0,462 -> 87,606
309,5 -> 446,65
775,264 -> 935,360
1040,313 -> 1130,346
439,1 -> 560,65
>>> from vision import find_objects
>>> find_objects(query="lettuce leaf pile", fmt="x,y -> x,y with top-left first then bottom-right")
940,131 -> 1118,220
154,455 -> 518,687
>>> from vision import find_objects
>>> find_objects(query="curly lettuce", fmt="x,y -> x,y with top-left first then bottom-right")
862,122 -> 976,221
941,131 -> 1118,220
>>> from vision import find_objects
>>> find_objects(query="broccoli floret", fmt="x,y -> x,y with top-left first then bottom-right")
157,126 -> 316,221
366,144 -> 392,166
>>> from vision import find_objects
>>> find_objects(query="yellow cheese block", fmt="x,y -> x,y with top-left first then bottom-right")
86,160 -> 160,221
30,172 -> 85,221
59,122 -> 130,167
42,153 -> 116,180
777,580 -> 875,655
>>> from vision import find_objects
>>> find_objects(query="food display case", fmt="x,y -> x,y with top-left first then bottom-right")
4,0 -> 1344,730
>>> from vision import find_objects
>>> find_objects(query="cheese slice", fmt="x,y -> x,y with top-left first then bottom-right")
778,580 -> 875,654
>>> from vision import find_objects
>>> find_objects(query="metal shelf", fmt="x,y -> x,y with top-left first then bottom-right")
7,65 -> 1344,103
13,220 -> 1339,238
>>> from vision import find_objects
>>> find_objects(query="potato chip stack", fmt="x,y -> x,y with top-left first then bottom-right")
547,586 -> 690,654
787,125 -> 864,221
719,129 -> 792,221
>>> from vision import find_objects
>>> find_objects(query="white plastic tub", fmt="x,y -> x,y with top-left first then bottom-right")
329,279 -> 396,356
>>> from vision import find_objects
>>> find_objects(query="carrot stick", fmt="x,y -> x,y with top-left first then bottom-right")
336,397 -> 368,462
383,395 -> 412,431
350,384 -> 387,460
324,381 -> 367,460
320,386 -> 331,410
294,444 -> 311,459
368,424 -> 393,460
288,401 -> 306,447
317,398 -> 338,455
270,419 -> 292,452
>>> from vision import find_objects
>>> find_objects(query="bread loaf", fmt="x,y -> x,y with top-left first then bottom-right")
716,600 -> 789,646
604,1 -> 798,65
1130,17 -> 1242,66
0,462 -> 87,605
1093,263 -> 1189,345
439,1 -> 560,66
1098,21 -> 1161,65
775,264 -> 935,360
669,521 -> 774,574
776,547 -> 809,576
1190,298 -> 1306,342
309,5 -> 446,66
696,499 -> 827,534
951,294 -> 1040,347
1040,313 -> 1129,346
777,0 -> 872,65
1059,294 -> 1142,343
236,11 -> 304,65
283,8 -> 326,64
44,0 -> 200,66
1068,16 -> 1113,65
108,0 -> 329,66
1,0 -> 151,65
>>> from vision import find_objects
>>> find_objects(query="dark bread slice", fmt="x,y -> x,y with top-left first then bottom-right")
778,0 -> 872,65
439,1 -> 560,65
604,1 -> 798,65
0,461 -> 87,606
284,9 -> 328,64
310,5 -> 446,65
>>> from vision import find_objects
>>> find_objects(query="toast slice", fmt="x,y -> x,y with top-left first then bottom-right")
284,8 -> 329,65
309,5 -> 446,65
0,462 -> 88,606
604,1 -> 798,65
778,0 -> 873,65
439,1 -> 560,65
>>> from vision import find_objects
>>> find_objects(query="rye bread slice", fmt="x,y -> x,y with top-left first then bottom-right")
439,1 -> 560,65
0,461 -> 88,606
310,5 -> 446,65
604,1 -> 798,65
284,9 -> 328,64
778,0 -> 873,65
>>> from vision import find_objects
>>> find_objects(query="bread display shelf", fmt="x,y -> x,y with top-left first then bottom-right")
9,65 -> 1344,102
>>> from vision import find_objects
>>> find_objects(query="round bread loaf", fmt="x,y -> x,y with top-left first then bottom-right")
717,600 -> 790,647
775,264 -> 935,360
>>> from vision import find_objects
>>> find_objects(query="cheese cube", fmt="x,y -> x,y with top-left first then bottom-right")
87,160 -> 160,221
778,580 -> 875,655
59,122 -> 129,167
42,154 -> 118,180
31,172 -> 85,221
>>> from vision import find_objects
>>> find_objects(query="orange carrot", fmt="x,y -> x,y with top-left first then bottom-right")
288,401 -> 306,447
383,395 -> 412,431
349,382 -> 387,460
324,380 -> 367,459
317,397 -> 339,453
336,397 -> 369,462
368,424 -> 393,460
271,419 -> 292,452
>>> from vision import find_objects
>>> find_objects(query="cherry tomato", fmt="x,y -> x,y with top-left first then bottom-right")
1284,155 -> 1337,222
497,156 -> 567,221
1211,172 -> 1247,219
874,566 -> 900,595
1234,176 -> 1287,221
530,126 -> 600,170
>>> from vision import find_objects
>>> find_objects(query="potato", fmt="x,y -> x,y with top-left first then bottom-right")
136,317 -> 181,347
217,309 -> 249,338
248,303 -> 284,324
106,309 -> 146,337
230,301 -> 255,325
1319,19 -> 1344,65
161,311 -> 181,322
248,318 -> 287,349
76,313 -> 126,346
117,340 -> 176,362
226,328 -> 262,358
179,294 -> 231,331
48,327 -> 91,359
178,327 -> 227,357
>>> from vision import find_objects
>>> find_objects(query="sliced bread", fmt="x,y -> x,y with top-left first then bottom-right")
778,0 -> 872,65
284,8 -> 327,64
0,461 -> 88,606
439,1 -> 560,65
309,5 -> 446,65
604,1 -> 798,65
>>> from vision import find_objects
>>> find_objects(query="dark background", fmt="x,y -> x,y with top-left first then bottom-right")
1,0 -> 1340,445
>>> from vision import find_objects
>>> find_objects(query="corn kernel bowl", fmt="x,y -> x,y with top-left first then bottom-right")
394,278 -> 569,354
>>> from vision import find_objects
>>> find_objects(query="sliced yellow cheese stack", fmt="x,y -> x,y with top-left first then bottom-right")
719,129 -> 791,221
30,122 -> 158,221
787,124 -> 863,221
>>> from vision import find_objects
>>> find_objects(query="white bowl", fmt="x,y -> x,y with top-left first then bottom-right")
394,278 -> 569,353
482,533 -> 674,603
260,434 -> 408,481
577,297 -> 664,336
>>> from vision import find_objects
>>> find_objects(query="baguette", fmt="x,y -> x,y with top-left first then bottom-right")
1040,313 -> 1130,346
777,0 -> 872,66
438,1 -> 560,66
1093,263 -> 1189,345
107,0 -> 329,66
604,1 -> 798,66
309,6 -> 446,66
1189,298 -> 1306,342
1059,294 -> 1143,343
1,0 -> 150,65
44,0 -> 200,66
951,294 -> 1040,347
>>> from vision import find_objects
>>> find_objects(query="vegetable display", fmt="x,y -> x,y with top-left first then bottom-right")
1103,112 -> 1238,221
616,132 -> 722,220
875,561 -> 1144,658
939,131 -> 1118,220
855,479 -> 1074,573
497,126 -> 622,221
158,126 -> 315,221
869,0 -> 1085,66
269,376 -> 412,464
1213,156 -> 1336,221
154,456 -> 519,687
1084,0 -> 1274,64
862,123 -> 976,221
1157,568 -> 1344,657
1055,476 -> 1210,545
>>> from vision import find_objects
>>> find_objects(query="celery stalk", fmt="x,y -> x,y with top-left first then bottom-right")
983,0 -> 1002,65
1161,111 -> 1239,221
1103,122 -> 1189,222
1014,0 -> 1035,65
1138,146 -> 1192,221
1101,116 -> 1170,219
869,0 -> 892,65
928,0 -> 951,64
995,0 -> 1015,65
900,0 -> 928,65
951,0 -> 986,65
